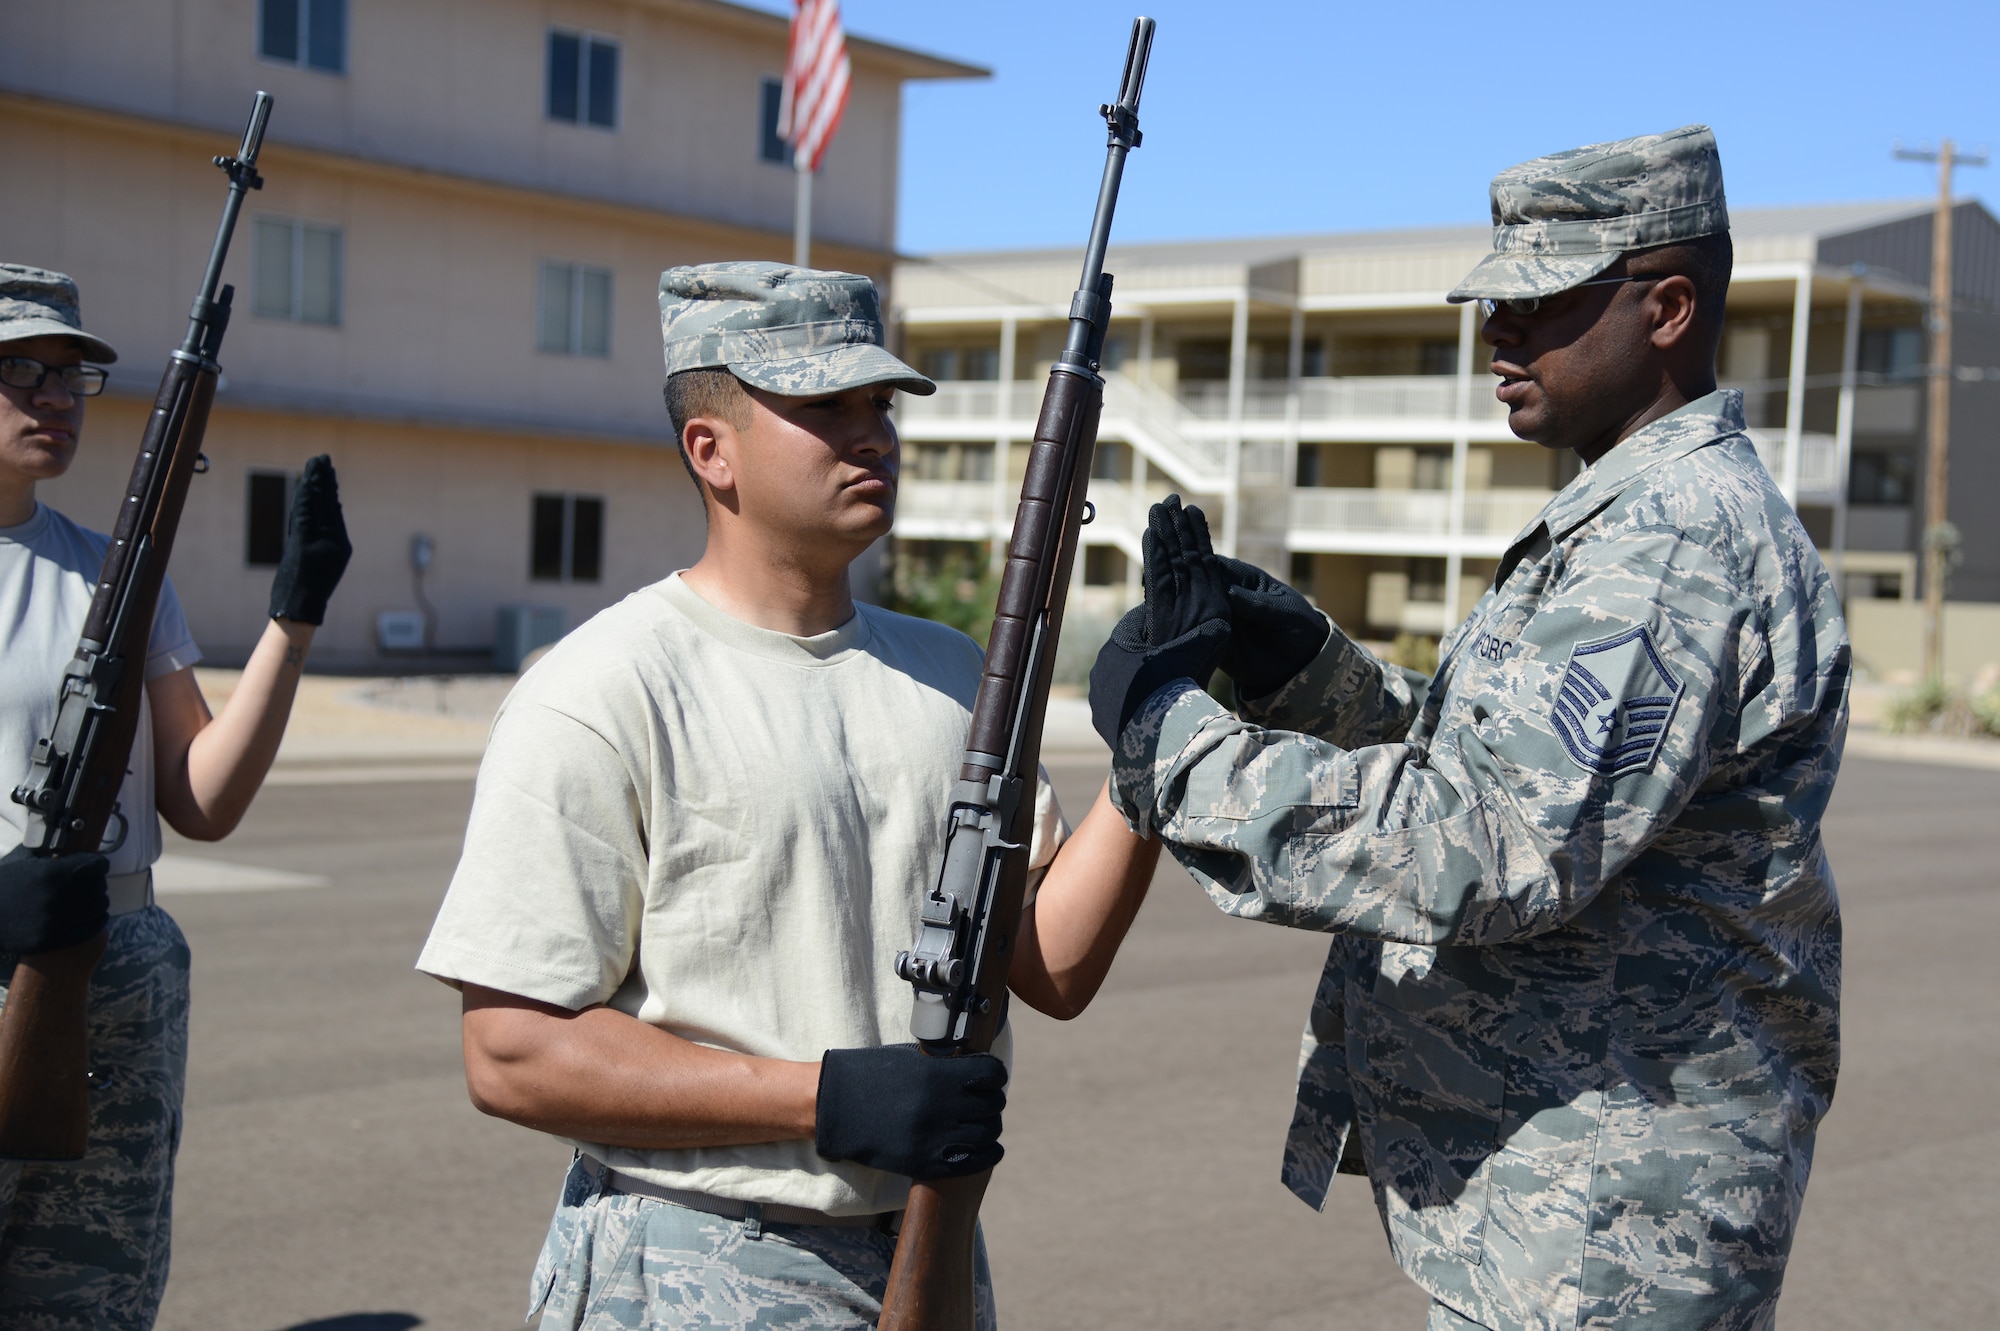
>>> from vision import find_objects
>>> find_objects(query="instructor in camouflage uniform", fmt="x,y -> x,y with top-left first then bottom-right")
1089,126 -> 1846,1330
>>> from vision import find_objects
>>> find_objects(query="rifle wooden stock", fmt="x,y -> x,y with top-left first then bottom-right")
0,935 -> 106,1159
879,1171 -> 991,1331
0,92 -> 270,1160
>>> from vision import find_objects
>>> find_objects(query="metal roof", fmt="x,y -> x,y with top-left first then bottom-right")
916,201 -> 1947,268
641,0 -> 989,81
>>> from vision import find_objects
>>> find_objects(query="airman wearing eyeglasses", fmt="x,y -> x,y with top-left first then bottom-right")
0,262 -> 350,1327
1093,127 -> 1849,1331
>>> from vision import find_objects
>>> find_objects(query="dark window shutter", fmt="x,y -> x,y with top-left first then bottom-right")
586,40 -> 618,127
261,0 -> 299,61
569,497 -> 604,582
547,32 -> 581,122
306,0 -> 345,72
760,78 -> 790,164
246,472 -> 289,566
531,494 -> 567,579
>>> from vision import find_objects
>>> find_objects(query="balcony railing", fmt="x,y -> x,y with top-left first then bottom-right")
1289,486 -> 1554,541
894,476 -> 1171,549
894,479 -> 1005,538
903,374 -> 1516,433
1746,430 -> 1840,501
898,381 -> 1006,422
1177,376 -> 1509,423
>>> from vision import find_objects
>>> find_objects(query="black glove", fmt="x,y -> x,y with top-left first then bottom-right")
1214,556 -> 1330,700
1087,496 -> 1233,748
0,846 -> 110,955
269,454 -> 352,625
815,1044 -> 1007,1180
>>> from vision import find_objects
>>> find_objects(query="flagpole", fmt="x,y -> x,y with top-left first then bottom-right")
793,156 -> 812,267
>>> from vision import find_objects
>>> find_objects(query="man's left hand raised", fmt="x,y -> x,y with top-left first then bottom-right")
269,454 -> 352,626
1087,495 -> 1232,748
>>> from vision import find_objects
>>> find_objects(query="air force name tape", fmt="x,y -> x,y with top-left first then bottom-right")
1551,625 -> 1685,777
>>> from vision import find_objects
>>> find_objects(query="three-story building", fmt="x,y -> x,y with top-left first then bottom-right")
893,200 -> 2000,677
2,0 -> 979,666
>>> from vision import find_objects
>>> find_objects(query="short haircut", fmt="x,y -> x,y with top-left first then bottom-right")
662,367 -> 751,501
1630,230 -> 1734,351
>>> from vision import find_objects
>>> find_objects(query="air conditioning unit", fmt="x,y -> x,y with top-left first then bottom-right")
377,610 -> 426,652
495,604 -> 564,673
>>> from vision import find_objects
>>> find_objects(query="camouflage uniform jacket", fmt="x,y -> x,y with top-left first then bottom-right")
1111,391 -> 1846,1331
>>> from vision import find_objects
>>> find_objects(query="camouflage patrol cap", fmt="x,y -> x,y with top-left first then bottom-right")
1448,125 -> 1729,304
0,263 -> 118,362
658,261 -> 934,397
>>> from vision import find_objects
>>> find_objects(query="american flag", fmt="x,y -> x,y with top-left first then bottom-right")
777,0 -> 850,174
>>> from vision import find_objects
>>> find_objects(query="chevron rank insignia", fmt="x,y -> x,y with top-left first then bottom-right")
1551,625 -> 1685,777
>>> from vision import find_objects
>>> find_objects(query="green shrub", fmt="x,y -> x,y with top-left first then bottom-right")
1386,632 -> 1440,676
1972,687 -> 2000,739
1884,679 -> 2000,739
1884,679 -> 1954,733
882,548 -> 1000,647
1052,606 -> 1120,688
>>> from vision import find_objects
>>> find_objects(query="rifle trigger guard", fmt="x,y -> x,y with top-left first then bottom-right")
99,806 -> 128,855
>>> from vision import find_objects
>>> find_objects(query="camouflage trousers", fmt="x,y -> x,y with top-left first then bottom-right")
532,1154 -> 998,1330
1428,1300 -> 1487,1330
0,907 -> 191,1331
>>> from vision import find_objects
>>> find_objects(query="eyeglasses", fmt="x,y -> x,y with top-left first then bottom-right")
1478,274 -> 1664,319
0,356 -> 109,397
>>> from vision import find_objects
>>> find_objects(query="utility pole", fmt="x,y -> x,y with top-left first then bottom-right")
1895,140 -> 1988,685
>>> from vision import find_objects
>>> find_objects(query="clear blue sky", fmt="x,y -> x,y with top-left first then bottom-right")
748,0 -> 1998,255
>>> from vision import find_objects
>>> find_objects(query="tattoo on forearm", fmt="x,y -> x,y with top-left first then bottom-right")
285,644 -> 304,668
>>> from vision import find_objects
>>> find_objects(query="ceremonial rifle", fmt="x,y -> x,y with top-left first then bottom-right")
0,92 -> 274,1160
879,21 -> 1154,1329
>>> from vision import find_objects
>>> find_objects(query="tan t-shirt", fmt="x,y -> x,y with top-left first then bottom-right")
417,573 -> 1066,1215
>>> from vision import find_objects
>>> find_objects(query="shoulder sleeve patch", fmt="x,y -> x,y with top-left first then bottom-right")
1550,625 -> 1685,777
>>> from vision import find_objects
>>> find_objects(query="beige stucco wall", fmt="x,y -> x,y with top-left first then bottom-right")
1845,599 -> 2000,686
1,99 -> 889,443
38,398 -> 706,667
2,0 -> 906,253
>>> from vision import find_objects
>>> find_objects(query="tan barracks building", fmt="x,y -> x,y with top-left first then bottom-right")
1,0 -> 978,668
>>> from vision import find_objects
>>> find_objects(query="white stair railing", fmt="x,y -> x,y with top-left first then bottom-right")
1099,371 -> 1230,492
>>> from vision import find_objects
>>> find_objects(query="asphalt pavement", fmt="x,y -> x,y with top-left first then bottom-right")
147,753 -> 2000,1331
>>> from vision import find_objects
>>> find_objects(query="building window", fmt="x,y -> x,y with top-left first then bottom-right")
537,262 -> 613,357
252,217 -> 342,325
1288,551 -> 1315,589
1091,441 -> 1132,482
547,30 -> 619,128
260,0 -> 346,73
245,471 -> 291,566
908,443 -> 992,483
759,77 -> 793,165
531,494 -> 604,582
1083,545 -> 1128,587
1295,444 -> 1322,488
1850,450 -> 1915,506
1410,447 -> 1452,491
1859,326 -> 1923,381
1177,338 -> 1231,382
918,347 -> 1000,382
1418,340 -> 1459,376
1405,557 -> 1447,604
